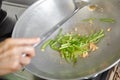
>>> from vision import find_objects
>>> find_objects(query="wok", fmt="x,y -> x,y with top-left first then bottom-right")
12,0 -> 120,79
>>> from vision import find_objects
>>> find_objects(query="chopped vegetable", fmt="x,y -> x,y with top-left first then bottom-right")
82,18 -> 116,24
107,28 -> 111,32
88,5 -> 97,11
82,18 -> 96,22
89,42 -> 99,51
74,27 -> 78,32
41,29 -> 105,64
41,39 -> 52,51
99,18 -> 115,23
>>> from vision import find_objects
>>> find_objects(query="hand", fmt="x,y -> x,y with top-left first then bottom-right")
0,38 -> 40,76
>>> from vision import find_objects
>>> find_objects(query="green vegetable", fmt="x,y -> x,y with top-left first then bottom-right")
99,18 -> 115,23
41,29 -> 105,64
41,39 -> 52,51
82,17 -> 116,23
82,18 -> 96,22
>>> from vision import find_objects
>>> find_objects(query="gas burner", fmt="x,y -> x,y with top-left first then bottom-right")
106,63 -> 120,80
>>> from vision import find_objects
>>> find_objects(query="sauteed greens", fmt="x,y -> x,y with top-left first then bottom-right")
99,18 -> 115,23
41,29 -> 104,64
82,17 -> 116,23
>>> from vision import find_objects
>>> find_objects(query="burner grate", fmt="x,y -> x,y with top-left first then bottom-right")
106,63 -> 120,80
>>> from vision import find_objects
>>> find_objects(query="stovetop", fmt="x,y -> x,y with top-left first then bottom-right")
0,1 -> 119,80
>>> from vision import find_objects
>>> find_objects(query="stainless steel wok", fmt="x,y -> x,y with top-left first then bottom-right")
12,0 -> 120,79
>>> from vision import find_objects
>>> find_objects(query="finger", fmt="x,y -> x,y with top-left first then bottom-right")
20,46 -> 36,58
1,46 -> 35,60
0,55 -> 22,72
0,46 -> 35,67
20,57 -> 31,66
0,64 -> 22,76
0,38 -> 40,52
4,38 -> 40,46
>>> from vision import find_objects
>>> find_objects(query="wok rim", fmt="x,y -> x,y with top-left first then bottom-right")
25,59 -> 120,80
